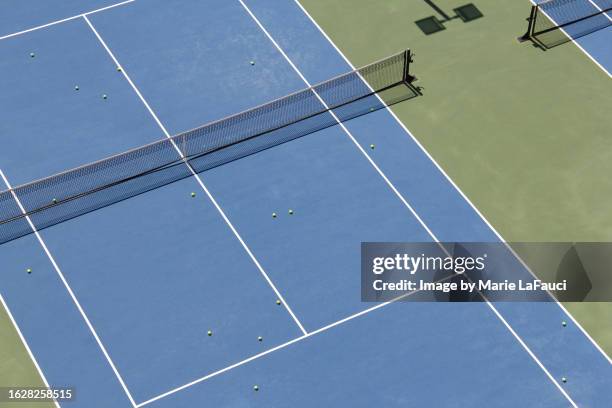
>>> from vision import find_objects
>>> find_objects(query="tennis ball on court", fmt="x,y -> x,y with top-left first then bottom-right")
250,60 -> 255,66
52,198 -> 58,204
74,86 -> 79,91
258,336 -> 263,342
562,321 -> 567,327
30,52 -> 35,58
191,192 -> 196,198
272,212 -> 277,218
370,144 -> 375,149
26,268 -> 32,274
561,377 -> 567,383
117,67 -> 122,72
102,94 -> 108,100
207,330 -> 212,336
253,385 -> 259,391
288,209 -> 294,215
276,299 -> 281,305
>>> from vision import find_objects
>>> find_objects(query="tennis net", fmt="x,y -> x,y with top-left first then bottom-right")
520,0 -> 611,49
0,49 -> 418,246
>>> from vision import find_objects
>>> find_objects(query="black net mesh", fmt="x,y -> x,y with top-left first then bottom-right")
530,0 -> 611,48
0,50 -> 417,245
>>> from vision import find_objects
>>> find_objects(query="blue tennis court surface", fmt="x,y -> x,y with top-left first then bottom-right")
1,1 -> 611,407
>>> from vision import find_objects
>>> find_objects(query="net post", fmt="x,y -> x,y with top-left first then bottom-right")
180,133 -> 187,158
402,49 -> 416,85
518,5 -> 538,42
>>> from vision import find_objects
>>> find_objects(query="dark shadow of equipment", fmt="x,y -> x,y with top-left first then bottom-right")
416,2 -> 483,35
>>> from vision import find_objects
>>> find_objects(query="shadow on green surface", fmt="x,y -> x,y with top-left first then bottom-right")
416,2 -> 483,35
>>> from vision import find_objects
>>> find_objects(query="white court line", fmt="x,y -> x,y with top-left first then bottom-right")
0,288 -> 61,408
0,169 -> 137,408
137,275 -> 455,407
0,0 -> 135,41
293,0 -> 612,365
586,0 -> 612,20
530,0 -> 611,77
82,15 -> 308,337
238,1 -> 577,406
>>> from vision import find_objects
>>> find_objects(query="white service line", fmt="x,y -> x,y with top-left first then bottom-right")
0,288 -> 61,408
82,15 -> 308,336
137,276 -> 449,407
0,169 -> 137,408
238,1 -> 579,405
0,0 -> 136,41
530,0 -> 611,77
293,0 -> 612,365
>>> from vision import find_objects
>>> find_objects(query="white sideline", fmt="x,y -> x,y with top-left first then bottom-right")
293,0 -> 611,365
238,0 -> 439,248
0,0 -> 135,41
238,1 -> 579,405
0,284 -> 61,408
0,169 -> 137,408
586,0 -> 612,21
82,15 -> 308,337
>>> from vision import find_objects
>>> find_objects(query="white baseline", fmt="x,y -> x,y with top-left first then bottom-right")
0,0 -> 136,41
